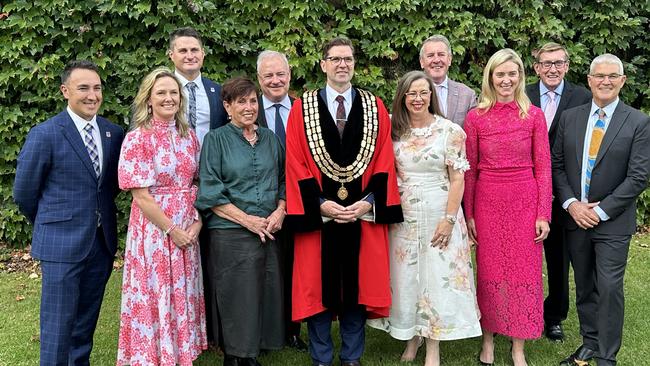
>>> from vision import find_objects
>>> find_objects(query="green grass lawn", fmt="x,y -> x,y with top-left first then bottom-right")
1,236 -> 649,366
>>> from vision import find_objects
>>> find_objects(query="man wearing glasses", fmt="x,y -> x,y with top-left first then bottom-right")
525,42 -> 591,343
284,37 -> 403,366
255,50 -> 309,352
419,34 -> 476,126
552,54 -> 650,366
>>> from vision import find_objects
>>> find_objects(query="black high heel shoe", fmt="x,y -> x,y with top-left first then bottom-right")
477,353 -> 494,366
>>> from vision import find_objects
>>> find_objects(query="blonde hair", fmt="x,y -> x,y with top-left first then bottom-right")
477,48 -> 531,119
132,67 -> 189,137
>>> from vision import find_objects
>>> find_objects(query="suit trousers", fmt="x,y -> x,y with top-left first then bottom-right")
566,228 -> 630,365
39,228 -> 113,366
278,228 -> 301,339
307,306 -> 366,365
543,218 -> 570,324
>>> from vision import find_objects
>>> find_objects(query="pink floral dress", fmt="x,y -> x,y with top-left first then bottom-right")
463,102 -> 552,339
116,120 -> 207,366
368,116 -> 482,341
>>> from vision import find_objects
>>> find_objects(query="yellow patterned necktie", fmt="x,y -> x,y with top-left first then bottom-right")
585,109 -> 606,199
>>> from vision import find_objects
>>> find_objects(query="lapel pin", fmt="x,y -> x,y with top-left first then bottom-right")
106,131 -> 111,137
210,87 -> 215,93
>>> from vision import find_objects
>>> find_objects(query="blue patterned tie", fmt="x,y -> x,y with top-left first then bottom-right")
83,123 -> 100,177
273,104 -> 286,147
585,109 -> 606,199
187,82 -> 197,129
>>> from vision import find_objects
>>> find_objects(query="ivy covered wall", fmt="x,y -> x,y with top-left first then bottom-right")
1,0 -> 648,246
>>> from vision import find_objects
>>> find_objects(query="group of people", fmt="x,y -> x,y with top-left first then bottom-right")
13,26 -> 649,366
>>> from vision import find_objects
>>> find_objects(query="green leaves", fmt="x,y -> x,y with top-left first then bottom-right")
2,0 -> 649,246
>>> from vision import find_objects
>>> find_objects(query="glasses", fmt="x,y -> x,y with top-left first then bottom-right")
405,91 -> 432,100
589,73 -> 623,82
324,56 -> 355,65
260,72 -> 289,81
538,60 -> 568,69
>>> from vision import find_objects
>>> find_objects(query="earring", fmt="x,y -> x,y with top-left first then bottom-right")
148,106 -> 152,114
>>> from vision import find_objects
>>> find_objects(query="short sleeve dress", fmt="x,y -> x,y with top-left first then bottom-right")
116,120 -> 207,366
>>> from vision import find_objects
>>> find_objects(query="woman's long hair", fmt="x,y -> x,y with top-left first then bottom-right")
477,48 -> 531,119
391,71 -> 442,141
131,67 -> 189,137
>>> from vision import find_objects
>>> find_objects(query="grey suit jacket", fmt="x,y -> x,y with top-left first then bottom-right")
551,101 -> 650,234
445,79 -> 477,127
526,80 -> 591,148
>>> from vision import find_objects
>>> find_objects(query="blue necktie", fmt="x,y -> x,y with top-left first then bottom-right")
187,82 -> 197,129
274,103 -> 286,146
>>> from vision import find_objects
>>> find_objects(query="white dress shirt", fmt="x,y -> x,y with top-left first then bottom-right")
67,106 -> 103,174
262,94 -> 291,134
325,84 -> 352,124
175,71 -> 211,146
562,98 -> 619,221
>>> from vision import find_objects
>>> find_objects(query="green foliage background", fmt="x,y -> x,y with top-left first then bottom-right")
1,0 -> 649,246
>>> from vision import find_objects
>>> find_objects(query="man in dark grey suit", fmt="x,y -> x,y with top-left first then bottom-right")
419,35 -> 476,126
552,54 -> 650,366
255,50 -> 308,351
526,42 -> 592,342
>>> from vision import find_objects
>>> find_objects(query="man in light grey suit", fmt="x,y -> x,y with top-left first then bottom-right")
419,35 -> 476,126
552,54 -> 650,366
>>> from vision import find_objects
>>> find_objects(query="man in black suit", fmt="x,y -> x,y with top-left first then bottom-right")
525,42 -> 592,342
168,27 -> 229,348
255,50 -> 308,351
552,54 -> 650,366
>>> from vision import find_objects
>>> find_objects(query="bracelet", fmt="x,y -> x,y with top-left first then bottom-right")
164,223 -> 177,236
444,214 -> 457,225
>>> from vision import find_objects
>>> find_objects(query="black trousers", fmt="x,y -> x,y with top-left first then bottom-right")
543,219 -> 570,325
278,228 -> 302,339
566,228 -> 630,365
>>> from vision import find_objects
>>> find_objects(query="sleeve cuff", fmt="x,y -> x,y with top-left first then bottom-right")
562,198 -> 578,210
594,206 -> 610,221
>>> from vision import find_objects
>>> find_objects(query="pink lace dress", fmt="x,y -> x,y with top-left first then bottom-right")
116,120 -> 207,365
463,102 -> 551,339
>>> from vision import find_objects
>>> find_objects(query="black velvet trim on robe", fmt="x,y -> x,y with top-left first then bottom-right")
363,173 -> 404,224
285,178 -> 323,232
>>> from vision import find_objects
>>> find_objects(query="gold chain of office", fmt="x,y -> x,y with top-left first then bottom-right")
302,89 -> 379,200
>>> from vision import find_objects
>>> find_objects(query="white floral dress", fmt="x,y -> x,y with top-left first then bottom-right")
116,120 -> 207,365
368,116 -> 481,341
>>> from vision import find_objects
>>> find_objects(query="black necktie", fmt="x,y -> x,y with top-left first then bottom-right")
274,104 -> 286,146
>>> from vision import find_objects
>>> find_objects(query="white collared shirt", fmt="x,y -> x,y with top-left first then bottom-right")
67,106 -> 103,173
262,94 -> 291,134
434,76 -> 449,116
175,71 -> 211,146
562,98 -> 619,221
325,84 -> 352,124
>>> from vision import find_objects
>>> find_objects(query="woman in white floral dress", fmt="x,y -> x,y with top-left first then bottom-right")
368,71 -> 481,366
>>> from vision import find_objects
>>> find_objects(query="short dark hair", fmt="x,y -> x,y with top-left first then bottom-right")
169,27 -> 203,51
61,60 -> 99,84
322,37 -> 354,60
221,77 -> 258,103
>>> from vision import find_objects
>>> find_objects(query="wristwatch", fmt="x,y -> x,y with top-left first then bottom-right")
444,214 -> 457,225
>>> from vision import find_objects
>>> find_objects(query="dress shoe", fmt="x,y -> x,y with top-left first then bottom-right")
560,345 -> 596,365
341,361 -> 361,366
545,323 -> 565,342
287,334 -> 308,351
240,357 -> 262,366
223,354 -> 240,366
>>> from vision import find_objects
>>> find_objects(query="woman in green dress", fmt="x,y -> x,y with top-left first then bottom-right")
195,77 -> 286,366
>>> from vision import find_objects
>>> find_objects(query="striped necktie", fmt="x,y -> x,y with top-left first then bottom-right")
83,123 -> 101,177
187,82 -> 197,129
335,95 -> 346,138
585,109 -> 606,199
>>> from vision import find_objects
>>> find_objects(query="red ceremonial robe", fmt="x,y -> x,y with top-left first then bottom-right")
285,88 -> 403,322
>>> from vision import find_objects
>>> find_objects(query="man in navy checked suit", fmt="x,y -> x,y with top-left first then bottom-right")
14,60 -> 124,365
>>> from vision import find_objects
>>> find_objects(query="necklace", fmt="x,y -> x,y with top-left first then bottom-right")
244,131 -> 257,143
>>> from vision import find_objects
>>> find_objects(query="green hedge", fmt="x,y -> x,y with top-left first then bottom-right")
1,0 -> 649,246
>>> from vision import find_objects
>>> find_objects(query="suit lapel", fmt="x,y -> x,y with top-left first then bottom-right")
96,119 -> 112,185
528,82 -> 541,107
446,80 -> 459,119
551,82 -> 573,135
575,105 -> 591,170
58,113 -> 98,181
202,77 -> 218,129
256,98 -> 268,128
594,102 -> 629,168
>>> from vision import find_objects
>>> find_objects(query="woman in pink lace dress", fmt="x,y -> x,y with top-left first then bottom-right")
117,67 -> 207,365
463,49 -> 551,366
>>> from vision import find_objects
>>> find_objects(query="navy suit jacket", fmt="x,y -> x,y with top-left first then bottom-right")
202,77 -> 229,129
14,110 -> 125,263
551,101 -> 650,235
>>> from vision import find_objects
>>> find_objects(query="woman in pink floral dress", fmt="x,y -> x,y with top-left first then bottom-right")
368,71 -> 481,366
463,49 -> 552,366
117,67 -> 207,365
